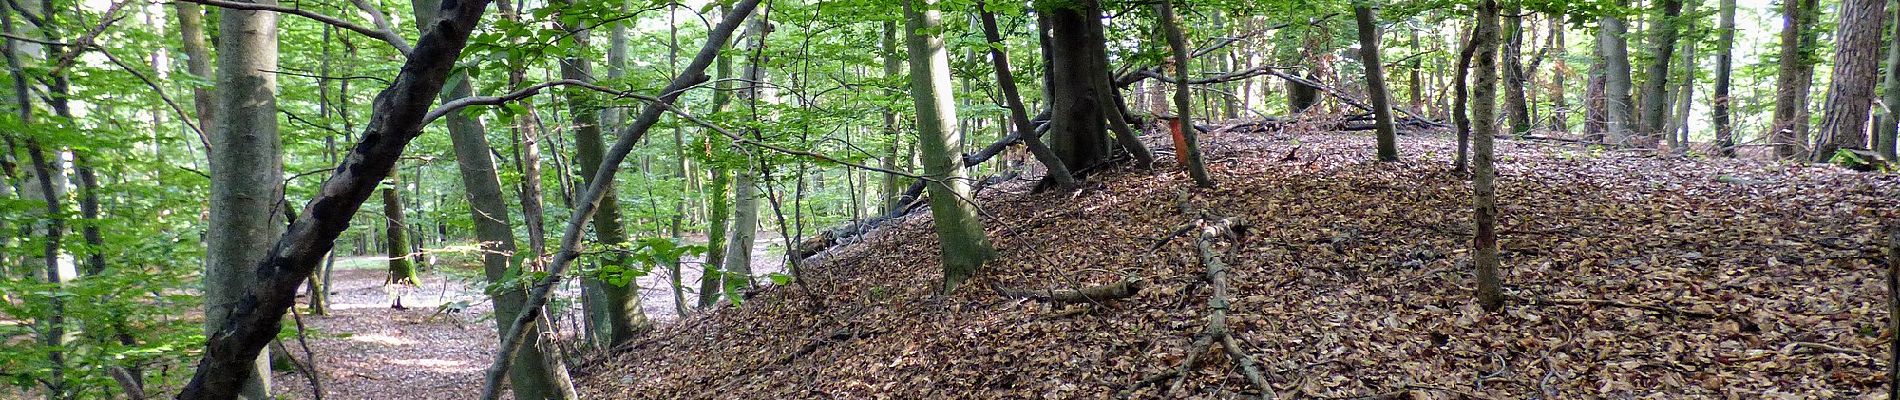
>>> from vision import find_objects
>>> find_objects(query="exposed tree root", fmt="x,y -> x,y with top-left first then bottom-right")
1121,216 -> 1275,399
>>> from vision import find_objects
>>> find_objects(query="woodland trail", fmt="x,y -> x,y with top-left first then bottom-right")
268,237 -> 785,399
578,130 -> 1900,399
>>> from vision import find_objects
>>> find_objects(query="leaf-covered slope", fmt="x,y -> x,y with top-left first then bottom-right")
577,131 -> 1900,399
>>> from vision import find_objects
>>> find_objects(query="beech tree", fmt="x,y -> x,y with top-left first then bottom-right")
202,1 -> 282,396
905,0 -> 995,292
1471,0 -> 1504,312
1811,0 -> 1889,160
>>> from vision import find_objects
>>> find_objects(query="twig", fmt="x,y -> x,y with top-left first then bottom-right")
168,0 -> 412,55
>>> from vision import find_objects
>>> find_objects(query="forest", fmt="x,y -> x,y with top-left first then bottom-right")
2,0 -> 1899,396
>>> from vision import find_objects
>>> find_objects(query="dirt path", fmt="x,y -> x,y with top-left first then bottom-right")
270,236 -> 786,399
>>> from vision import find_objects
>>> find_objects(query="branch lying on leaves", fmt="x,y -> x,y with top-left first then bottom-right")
994,278 -> 1144,304
169,0 -> 414,55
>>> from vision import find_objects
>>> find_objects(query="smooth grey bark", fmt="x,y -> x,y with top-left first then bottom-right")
553,0 -> 649,346
177,0 -> 494,393
1472,0 -> 1504,312
1601,4 -> 1636,144
1669,42 -> 1696,154
1812,0 -> 1890,160
1713,0 -> 1737,157
478,1 -> 760,398
203,2 -> 282,397
1638,0 -> 1685,148
977,3 -> 1077,189
879,21 -> 905,211
905,0 -> 995,293
175,2 -> 215,135
698,4 -> 738,309
720,9 -> 772,294
1548,14 -> 1569,133
1354,4 -> 1399,162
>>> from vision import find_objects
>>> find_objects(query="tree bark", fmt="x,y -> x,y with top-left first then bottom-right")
1812,0 -> 1890,160
1472,0 -> 1505,312
177,0 -> 494,394
1713,0 -> 1737,157
1637,0 -> 1685,148
479,2 -> 759,398
1879,4 -> 1900,160
1769,0 -> 1822,159
1041,0 -> 1121,172
1160,0 -> 1214,184
1601,3 -> 1637,145
554,0 -> 649,346
381,177 -> 417,309
699,4 -> 739,309
978,2 -> 1077,189
202,1 -> 282,396
906,0 -> 996,292
719,9 -> 773,296
1354,4 -> 1399,162
174,2 -> 215,135
1452,25 -> 1476,173
1502,3 -> 1532,137
1547,14 -> 1569,134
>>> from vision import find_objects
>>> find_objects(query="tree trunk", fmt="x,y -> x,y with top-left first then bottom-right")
1601,3 -> 1637,145
905,0 -> 996,293
203,2 -> 282,396
381,178 -> 417,309
699,4 -> 739,309
1502,4 -> 1532,137
1452,25 -> 1476,173
479,2 -> 760,397
1879,4 -> 1900,160
1159,0 -> 1214,184
1769,0 -> 1821,159
880,21 -> 906,211
721,10 -> 773,294
1670,42 -> 1696,154
1547,14 -> 1569,133
555,0 -> 649,346
175,2 -> 215,135
1041,1 -> 1115,171
1472,0 -> 1505,312
1354,4 -> 1400,162
1637,0 -> 1685,148
1713,0 -> 1737,157
1812,0 -> 1890,160
978,3 -> 1077,188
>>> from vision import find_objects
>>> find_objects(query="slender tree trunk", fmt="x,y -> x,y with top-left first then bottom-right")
905,0 -> 996,293
1879,4 -> 1900,160
1770,0 -> 1821,158
1637,0 -> 1686,148
698,5 -> 738,309
977,3 -> 1076,188
1713,0 -> 1737,157
174,2 -> 215,134
555,0 -> 649,346
1602,3 -> 1637,145
1812,0 -> 1890,160
879,21 -> 905,212
721,9 -> 773,293
1453,25 -> 1476,173
1502,3 -> 1532,137
1585,39 -> 1608,140
204,2 -> 282,396
1354,4 -> 1400,162
1158,0 -> 1214,184
1547,14 -> 1569,133
1472,0 -> 1505,312
382,177 -> 417,309
1670,42 -> 1696,154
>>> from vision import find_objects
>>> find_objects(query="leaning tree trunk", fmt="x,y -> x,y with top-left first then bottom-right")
1354,4 -> 1400,162
1471,0 -> 1505,312
1811,0 -> 1890,160
1712,0 -> 1737,157
977,3 -> 1077,188
1601,3 -> 1637,145
1637,0 -> 1685,148
1769,0 -> 1821,159
905,0 -> 996,292
202,1 -> 282,397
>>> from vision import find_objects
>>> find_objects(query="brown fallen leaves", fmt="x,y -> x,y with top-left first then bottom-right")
575,130 -> 1900,399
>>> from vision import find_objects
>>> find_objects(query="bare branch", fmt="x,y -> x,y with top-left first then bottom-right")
168,0 -> 413,55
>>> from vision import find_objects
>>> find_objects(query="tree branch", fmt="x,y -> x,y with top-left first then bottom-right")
168,0 -> 413,55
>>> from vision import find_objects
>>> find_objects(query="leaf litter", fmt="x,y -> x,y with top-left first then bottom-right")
575,129 -> 1900,399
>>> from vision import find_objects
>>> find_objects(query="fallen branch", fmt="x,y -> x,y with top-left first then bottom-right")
1122,216 -> 1273,399
1780,341 -> 1872,357
996,278 -> 1144,304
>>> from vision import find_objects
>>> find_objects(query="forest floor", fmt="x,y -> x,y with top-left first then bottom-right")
575,128 -> 1900,399
267,237 -> 785,399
